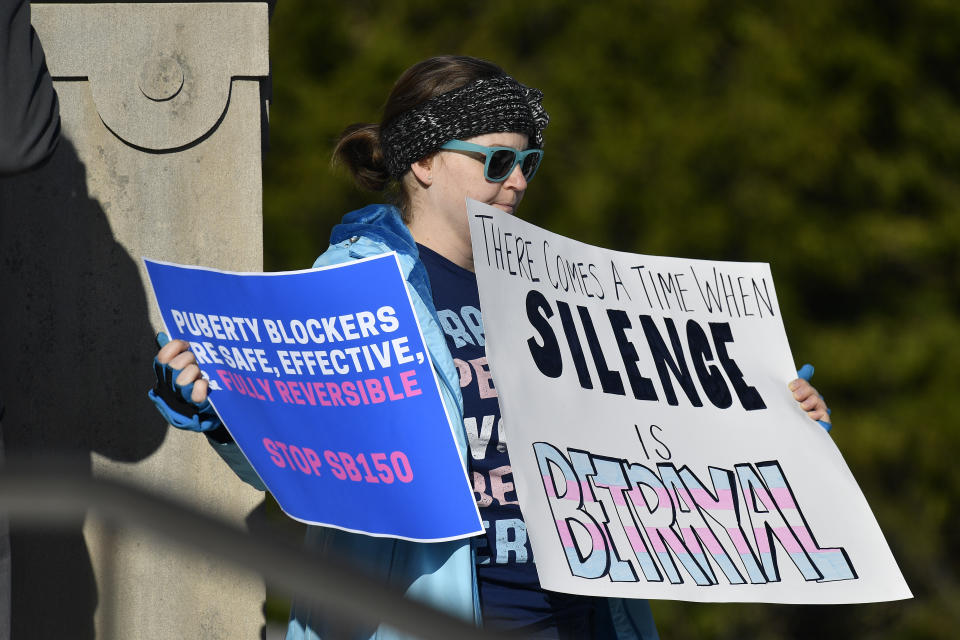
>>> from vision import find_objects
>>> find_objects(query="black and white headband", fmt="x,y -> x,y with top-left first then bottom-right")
380,75 -> 550,179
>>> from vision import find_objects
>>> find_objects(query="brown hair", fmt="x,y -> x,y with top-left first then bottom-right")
332,55 -> 506,220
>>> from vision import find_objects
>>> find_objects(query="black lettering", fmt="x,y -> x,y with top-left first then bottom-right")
611,261 -> 630,301
525,240 -> 539,282
544,240 -> 558,289
578,262 -> 593,298
526,290 -> 562,378
753,278 -> 775,317
565,259 -> 581,295
737,277 -> 754,317
513,235 -> 527,279
721,273 -> 741,317
686,319 -> 732,409
504,232 -> 517,275
558,301 -> 593,389
631,266 -> 653,307
492,226 -> 505,270
639,316 -> 703,407
690,266 -> 724,313
649,424 -> 672,460
475,214 -> 494,267
709,322 -> 766,410
589,263 -> 606,300
607,309 -> 657,401
578,306 -> 625,396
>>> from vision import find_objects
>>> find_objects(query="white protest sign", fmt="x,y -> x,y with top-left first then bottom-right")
467,199 -> 911,604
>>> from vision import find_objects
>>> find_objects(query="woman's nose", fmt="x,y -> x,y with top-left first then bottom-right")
503,162 -> 527,191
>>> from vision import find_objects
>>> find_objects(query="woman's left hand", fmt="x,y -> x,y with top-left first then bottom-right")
789,364 -> 831,431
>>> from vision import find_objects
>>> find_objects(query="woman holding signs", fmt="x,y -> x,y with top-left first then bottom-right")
150,55 -> 831,639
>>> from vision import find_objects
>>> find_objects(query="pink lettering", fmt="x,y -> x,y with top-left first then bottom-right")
469,357 -> 498,399
273,380 -> 293,403
489,465 -> 518,506
400,370 -> 421,397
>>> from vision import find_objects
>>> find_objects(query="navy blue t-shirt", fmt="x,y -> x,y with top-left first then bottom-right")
419,244 -> 602,637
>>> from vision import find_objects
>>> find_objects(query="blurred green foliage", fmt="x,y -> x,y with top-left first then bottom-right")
262,1 -> 959,637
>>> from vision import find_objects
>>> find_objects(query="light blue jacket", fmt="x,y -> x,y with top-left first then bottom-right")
208,204 -> 659,639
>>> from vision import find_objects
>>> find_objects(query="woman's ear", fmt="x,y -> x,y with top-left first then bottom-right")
410,156 -> 433,187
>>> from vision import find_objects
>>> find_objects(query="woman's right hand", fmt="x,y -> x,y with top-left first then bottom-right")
157,338 -> 209,404
149,333 -> 223,433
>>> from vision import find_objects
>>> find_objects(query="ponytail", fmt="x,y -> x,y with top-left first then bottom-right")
332,123 -> 391,192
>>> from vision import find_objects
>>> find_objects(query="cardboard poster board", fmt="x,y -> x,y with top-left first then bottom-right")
467,200 -> 911,603
146,254 -> 483,542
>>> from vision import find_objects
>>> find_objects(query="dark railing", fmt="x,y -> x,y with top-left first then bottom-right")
0,459 -> 510,640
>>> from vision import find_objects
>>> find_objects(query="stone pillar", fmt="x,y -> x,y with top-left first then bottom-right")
0,3 -> 269,638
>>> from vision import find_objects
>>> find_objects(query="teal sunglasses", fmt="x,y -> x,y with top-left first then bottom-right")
439,139 -> 544,182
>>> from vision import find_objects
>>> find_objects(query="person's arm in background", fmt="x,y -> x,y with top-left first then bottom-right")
0,0 -> 61,176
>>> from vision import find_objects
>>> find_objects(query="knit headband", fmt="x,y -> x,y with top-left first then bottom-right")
380,75 -> 549,179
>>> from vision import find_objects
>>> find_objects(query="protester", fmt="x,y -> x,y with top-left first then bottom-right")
0,0 -> 60,176
1,1 -> 61,637
150,55 -> 830,639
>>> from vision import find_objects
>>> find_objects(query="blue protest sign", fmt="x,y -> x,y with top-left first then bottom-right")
145,254 -> 483,541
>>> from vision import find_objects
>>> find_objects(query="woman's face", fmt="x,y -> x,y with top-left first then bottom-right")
408,133 -> 527,270
432,131 -> 531,217
409,131 -> 530,268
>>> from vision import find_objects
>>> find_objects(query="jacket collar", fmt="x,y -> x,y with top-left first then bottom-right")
329,203 -> 435,314
330,204 -> 415,256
